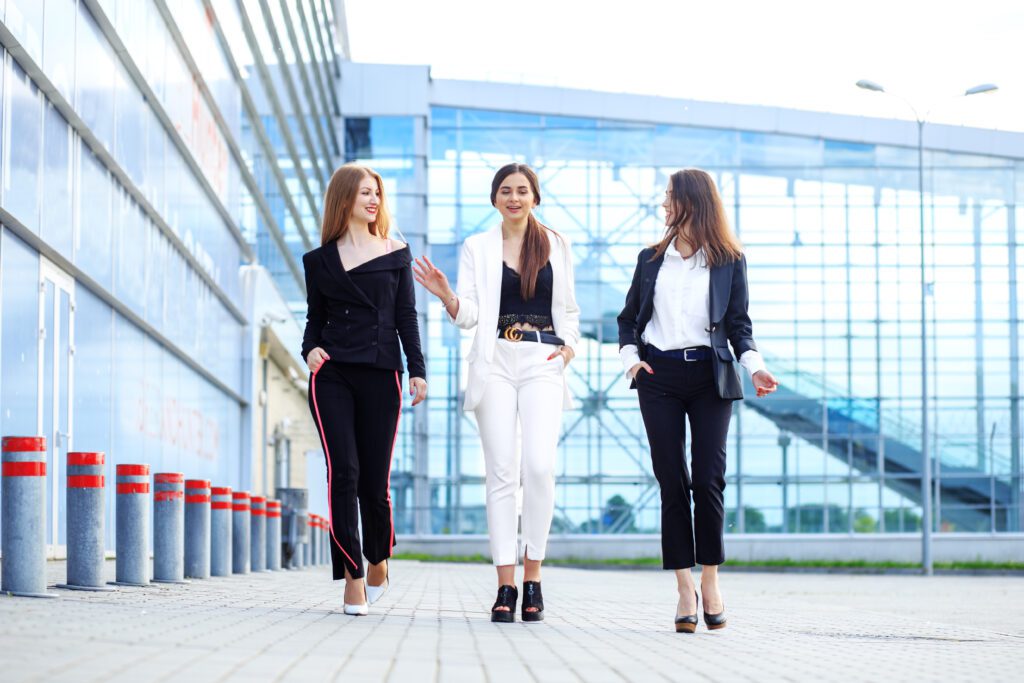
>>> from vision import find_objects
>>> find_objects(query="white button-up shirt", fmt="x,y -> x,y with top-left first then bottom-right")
620,246 -> 766,378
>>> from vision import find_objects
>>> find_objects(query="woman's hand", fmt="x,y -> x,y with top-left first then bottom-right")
547,345 -> 575,368
752,370 -> 779,397
307,347 -> 329,374
409,377 -> 427,406
628,361 -> 653,380
412,256 -> 453,301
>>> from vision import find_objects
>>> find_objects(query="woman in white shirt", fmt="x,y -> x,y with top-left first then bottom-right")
617,168 -> 778,632
413,163 -> 580,623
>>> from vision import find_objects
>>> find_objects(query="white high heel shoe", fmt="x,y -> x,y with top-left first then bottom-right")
366,561 -> 389,605
343,583 -> 369,616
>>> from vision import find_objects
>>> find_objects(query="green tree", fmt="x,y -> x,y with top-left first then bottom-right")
725,506 -> 766,533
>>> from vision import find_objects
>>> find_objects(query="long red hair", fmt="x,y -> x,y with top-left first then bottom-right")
490,163 -> 554,299
651,168 -> 742,266
320,164 -> 392,245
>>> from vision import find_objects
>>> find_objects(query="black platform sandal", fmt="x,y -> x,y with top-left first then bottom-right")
522,581 -> 544,622
491,584 -> 518,623
674,591 -> 698,633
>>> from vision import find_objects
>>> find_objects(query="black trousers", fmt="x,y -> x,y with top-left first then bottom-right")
308,361 -> 402,580
636,353 -> 733,569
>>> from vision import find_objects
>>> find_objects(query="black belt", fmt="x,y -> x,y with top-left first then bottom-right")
646,344 -> 712,361
497,327 -> 565,346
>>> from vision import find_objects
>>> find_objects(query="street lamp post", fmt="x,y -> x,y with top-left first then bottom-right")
855,80 -> 998,575
778,431 -> 792,533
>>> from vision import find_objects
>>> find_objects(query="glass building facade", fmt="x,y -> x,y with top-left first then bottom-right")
0,0 -> 339,548
346,101 -> 1024,537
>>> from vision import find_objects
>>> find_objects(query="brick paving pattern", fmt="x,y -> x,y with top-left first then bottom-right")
0,560 -> 1020,682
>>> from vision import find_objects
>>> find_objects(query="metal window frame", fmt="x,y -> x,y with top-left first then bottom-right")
0,19 -> 248,326
251,0 -> 327,190
1,207 -> 247,404
79,0 -> 255,270
156,0 -> 312,291
309,0 -> 341,114
234,0 -> 324,228
274,0 -> 334,167
293,0 -> 339,154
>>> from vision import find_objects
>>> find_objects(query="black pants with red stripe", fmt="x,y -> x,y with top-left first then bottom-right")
308,361 -> 402,580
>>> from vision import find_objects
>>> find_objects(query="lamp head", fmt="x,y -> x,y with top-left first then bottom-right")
964,83 -> 998,96
856,79 -> 886,93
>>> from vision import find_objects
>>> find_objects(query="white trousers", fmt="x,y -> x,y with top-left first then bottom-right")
474,339 -> 565,566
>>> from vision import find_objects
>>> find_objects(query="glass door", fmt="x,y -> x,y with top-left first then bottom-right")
38,258 -> 75,547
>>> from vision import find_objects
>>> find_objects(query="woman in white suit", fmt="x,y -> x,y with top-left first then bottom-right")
414,163 -> 579,623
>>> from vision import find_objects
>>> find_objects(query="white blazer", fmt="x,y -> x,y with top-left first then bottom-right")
449,225 -> 581,412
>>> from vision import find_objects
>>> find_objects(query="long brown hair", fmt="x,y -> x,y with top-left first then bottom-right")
320,163 -> 392,245
651,168 -> 742,266
490,163 -> 552,299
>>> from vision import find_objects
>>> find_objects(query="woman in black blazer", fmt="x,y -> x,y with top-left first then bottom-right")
302,163 -> 427,615
617,168 -> 777,632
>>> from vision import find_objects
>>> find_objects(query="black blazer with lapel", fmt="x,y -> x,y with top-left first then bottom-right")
616,247 -> 757,400
301,243 -> 426,379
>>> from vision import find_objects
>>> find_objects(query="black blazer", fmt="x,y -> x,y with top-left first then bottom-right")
301,243 -> 426,379
616,247 -> 757,400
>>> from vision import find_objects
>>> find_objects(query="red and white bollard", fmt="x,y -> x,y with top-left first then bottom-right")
58,451 -> 113,591
1,437 -> 57,598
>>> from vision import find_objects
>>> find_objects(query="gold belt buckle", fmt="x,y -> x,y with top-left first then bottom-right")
503,327 -> 523,342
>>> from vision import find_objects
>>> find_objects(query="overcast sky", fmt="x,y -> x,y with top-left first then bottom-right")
344,0 -> 1022,132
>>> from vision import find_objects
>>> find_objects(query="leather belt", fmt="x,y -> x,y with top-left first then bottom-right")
646,344 -> 712,361
498,327 -> 565,346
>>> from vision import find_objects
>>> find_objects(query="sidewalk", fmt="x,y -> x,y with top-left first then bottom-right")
0,559 -> 1021,682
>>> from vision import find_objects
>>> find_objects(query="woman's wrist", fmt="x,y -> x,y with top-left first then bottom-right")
441,290 -> 457,307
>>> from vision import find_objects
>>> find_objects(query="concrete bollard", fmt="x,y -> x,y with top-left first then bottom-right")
232,491 -> 250,574
295,511 -> 307,569
184,480 -> 211,579
314,517 -> 321,566
321,518 -> 329,566
317,515 -> 326,566
153,473 -> 186,584
1,436 -> 57,598
265,499 -> 281,571
58,452 -> 113,592
250,496 -> 266,572
113,464 -> 150,587
307,514 -> 318,567
321,517 -> 328,566
276,488 -> 308,569
210,486 -> 232,577
303,514 -> 313,568
316,515 -> 324,566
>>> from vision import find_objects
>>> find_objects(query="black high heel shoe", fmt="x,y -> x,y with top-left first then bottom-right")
703,593 -> 727,630
674,591 -> 698,633
522,581 -> 544,622
491,584 -> 518,623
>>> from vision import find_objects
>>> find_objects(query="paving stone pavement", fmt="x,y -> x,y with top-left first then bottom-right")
0,559 -> 1021,682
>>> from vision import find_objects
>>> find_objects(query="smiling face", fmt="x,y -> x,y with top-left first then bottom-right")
493,172 -> 537,221
351,174 -> 381,224
662,181 -> 675,226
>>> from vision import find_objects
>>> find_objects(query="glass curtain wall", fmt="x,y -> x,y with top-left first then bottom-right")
406,106 -> 1021,535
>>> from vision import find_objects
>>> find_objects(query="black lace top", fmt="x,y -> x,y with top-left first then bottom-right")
498,261 -> 554,330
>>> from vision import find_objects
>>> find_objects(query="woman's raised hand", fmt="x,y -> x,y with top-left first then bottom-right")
412,256 -> 452,300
